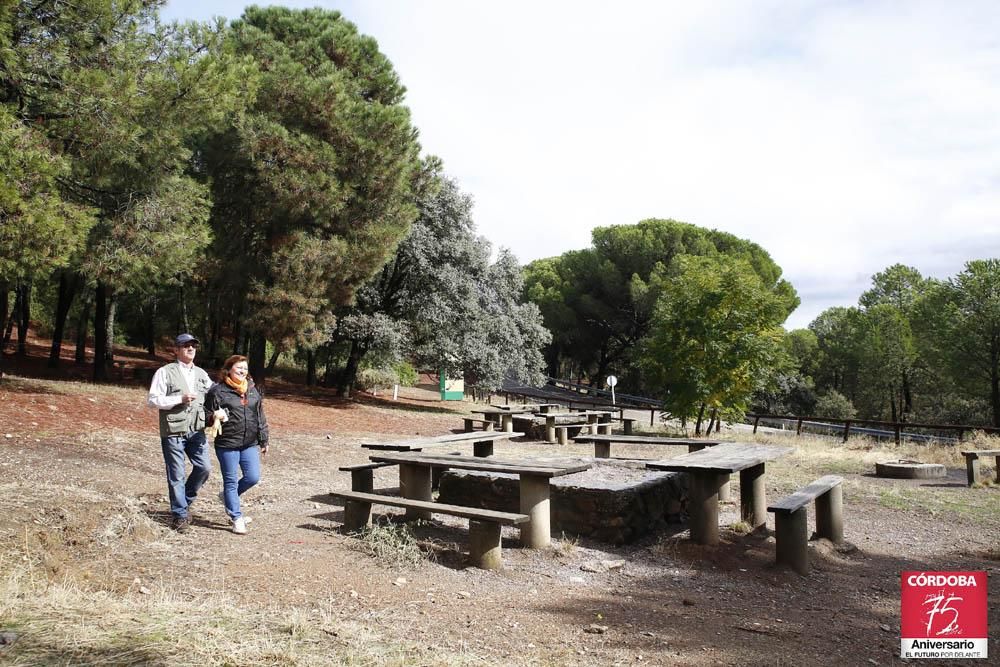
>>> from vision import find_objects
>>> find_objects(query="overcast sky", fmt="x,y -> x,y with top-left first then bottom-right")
162,1 -> 1000,329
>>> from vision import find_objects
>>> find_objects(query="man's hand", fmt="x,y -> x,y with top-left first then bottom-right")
181,392 -> 198,404
260,444 -> 269,459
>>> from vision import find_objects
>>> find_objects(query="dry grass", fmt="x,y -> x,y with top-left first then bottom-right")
349,521 -> 435,568
0,556 -> 491,666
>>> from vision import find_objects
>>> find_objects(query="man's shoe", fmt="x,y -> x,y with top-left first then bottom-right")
232,517 -> 248,534
172,516 -> 191,533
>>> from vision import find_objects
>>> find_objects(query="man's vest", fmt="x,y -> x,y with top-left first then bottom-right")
158,362 -> 212,437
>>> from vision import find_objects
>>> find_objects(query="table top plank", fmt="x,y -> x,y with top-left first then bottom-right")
646,442 -> 793,474
961,449 -> 1000,456
574,435 -> 722,446
361,431 -> 525,451
368,452 -> 592,477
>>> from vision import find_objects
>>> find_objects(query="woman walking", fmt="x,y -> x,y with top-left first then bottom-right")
205,355 -> 270,534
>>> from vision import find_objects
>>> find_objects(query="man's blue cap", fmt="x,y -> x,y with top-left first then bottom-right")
174,333 -> 199,346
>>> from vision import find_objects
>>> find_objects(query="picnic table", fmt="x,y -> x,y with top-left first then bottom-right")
471,406 -> 536,431
367,451 -> 591,548
573,434 -> 722,458
646,442 -> 792,545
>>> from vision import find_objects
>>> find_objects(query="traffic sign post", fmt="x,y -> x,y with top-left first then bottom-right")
606,375 -> 617,405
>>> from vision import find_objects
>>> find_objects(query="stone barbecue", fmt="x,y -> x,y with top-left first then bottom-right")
437,458 -> 688,544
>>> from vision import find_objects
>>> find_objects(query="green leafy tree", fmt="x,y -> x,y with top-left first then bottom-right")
333,173 -> 549,394
914,260 -> 1000,426
201,6 -> 420,383
2,1 -> 250,375
641,255 -> 787,424
524,218 -> 798,388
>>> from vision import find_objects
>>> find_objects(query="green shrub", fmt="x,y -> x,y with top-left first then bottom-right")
815,389 -> 857,420
393,360 -> 418,387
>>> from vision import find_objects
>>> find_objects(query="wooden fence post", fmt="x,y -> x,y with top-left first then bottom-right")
796,418 -> 803,436
843,420 -> 851,443
753,415 -> 760,434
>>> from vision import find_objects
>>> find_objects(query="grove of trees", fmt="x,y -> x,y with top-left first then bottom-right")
764,261 -> 1000,428
0,2 -> 547,393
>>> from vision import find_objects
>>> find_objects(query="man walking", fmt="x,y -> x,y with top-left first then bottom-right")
148,333 -> 214,532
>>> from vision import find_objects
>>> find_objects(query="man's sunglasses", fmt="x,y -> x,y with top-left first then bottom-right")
179,342 -> 198,349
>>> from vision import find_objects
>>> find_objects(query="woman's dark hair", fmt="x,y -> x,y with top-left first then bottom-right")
218,355 -> 249,382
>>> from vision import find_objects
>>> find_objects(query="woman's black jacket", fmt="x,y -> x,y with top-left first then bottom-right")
205,381 -> 269,450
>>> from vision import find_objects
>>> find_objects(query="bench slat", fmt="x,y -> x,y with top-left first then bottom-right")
961,449 -> 1000,457
339,462 -> 398,472
330,490 -> 529,525
768,475 -> 844,513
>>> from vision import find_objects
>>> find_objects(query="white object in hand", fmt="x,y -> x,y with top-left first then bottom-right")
213,409 -> 229,422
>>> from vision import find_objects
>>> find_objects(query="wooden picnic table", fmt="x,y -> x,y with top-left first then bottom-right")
573,434 -> 722,458
361,431 -> 525,457
646,442 -> 792,545
367,451 -> 591,548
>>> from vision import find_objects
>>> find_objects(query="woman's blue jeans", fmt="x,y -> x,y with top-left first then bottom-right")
215,444 -> 261,520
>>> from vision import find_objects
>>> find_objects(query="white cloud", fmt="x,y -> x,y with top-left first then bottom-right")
162,0 -> 1000,329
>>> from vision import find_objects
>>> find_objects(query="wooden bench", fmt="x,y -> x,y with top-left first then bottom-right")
767,475 -> 844,574
552,423 -> 589,445
330,490 -> 529,569
338,462 -> 398,492
463,417 -> 495,433
960,449 -> 1000,486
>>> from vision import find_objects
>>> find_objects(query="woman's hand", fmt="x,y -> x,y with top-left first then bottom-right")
213,408 -> 228,422
260,443 -> 269,459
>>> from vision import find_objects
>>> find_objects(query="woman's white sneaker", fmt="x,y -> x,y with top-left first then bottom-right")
232,517 -> 248,534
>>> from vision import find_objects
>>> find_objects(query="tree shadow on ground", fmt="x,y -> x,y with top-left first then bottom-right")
533,526 -> 1000,666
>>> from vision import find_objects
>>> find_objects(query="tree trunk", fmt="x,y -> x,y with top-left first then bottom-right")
888,382 -> 898,423
337,340 -> 366,398
207,310 -> 219,361
75,292 -> 91,364
15,283 -> 31,354
1,285 -> 19,352
49,272 -> 79,368
248,333 -> 266,390
0,282 -> 8,346
902,369 -> 912,416
180,290 -> 189,334
93,282 -> 110,381
145,299 -> 157,356
694,403 -> 705,436
306,349 -> 317,386
991,355 -> 1000,428
104,291 -> 116,364
266,346 -> 280,374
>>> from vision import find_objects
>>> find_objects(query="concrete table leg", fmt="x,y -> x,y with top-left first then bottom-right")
351,469 -> 374,493
774,508 -> 809,574
474,441 -> 493,457
545,417 -> 556,443
719,477 -> 732,502
966,455 -> 981,486
815,485 -> 843,543
587,415 -> 599,435
344,500 -> 372,531
469,520 -> 503,569
558,429 -> 569,445
594,442 -> 611,458
502,414 -> 514,433
519,474 -> 551,548
624,420 -> 633,435
739,463 -> 766,529
688,472 -> 724,545
400,464 -> 432,521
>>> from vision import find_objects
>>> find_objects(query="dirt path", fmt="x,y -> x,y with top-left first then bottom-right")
1,373 -> 999,665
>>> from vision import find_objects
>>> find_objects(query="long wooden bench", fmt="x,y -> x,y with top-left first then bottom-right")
330,490 -> 529,569
960,449 -> 1000,486
463,417 -> 495,432
767,475 -> 844,574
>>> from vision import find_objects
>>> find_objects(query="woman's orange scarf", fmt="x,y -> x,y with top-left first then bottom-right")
225,376 -> 249,404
